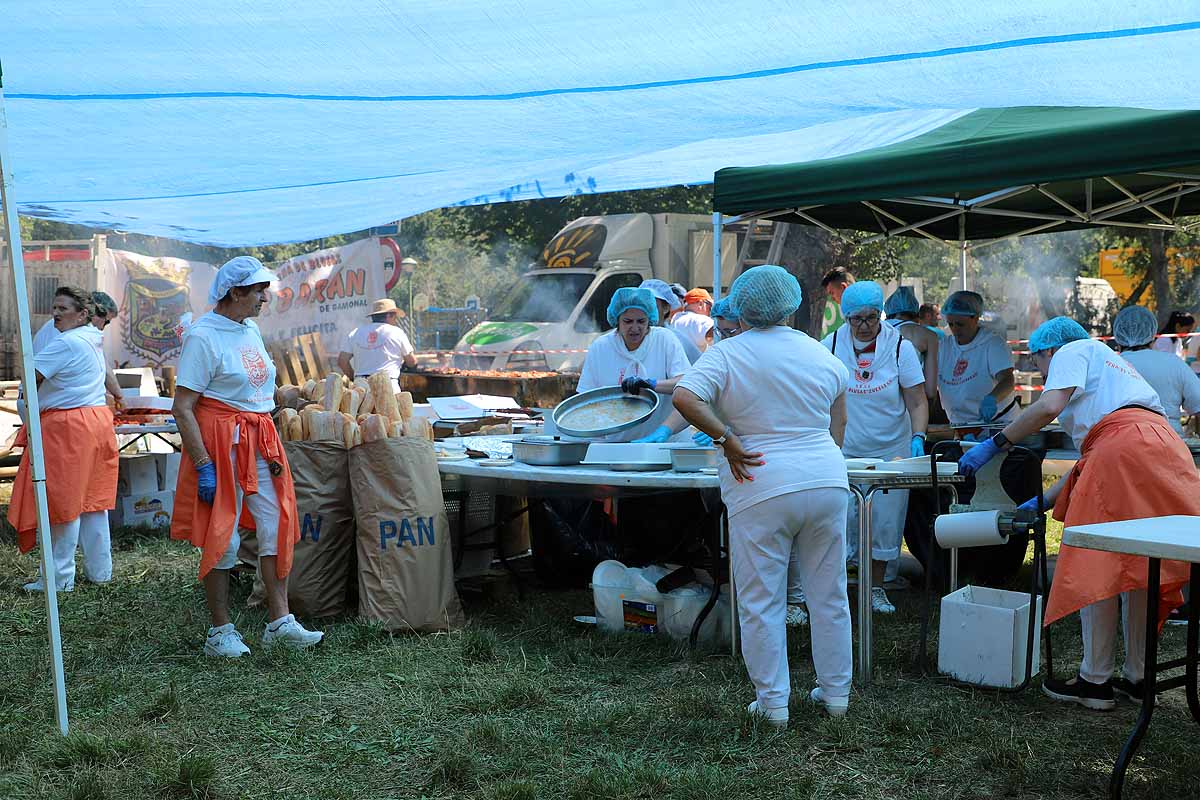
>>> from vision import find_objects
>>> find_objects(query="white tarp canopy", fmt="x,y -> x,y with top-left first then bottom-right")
3,2 -> 1200,246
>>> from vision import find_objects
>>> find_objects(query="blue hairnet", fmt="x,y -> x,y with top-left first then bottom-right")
711,297 -> 738,321
942,290 -> 984,317
1028,316 -> 1089,354
840,280 -> 885,318
728,265 -> 802,328
606,287 -> 658,327
884,286 -> 919,318
639,279 -> 683,313
1112,305 -> 1158,348
209,256 -> 276,304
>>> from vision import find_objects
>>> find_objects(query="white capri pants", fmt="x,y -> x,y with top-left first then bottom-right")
214,455 -> 281,570
45,511 -> 112,590
1079,591 -> 1148,685
729,487 -> 853,709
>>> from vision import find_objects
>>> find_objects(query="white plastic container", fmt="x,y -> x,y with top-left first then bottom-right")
938,585 -> 1042,688
591,561 -> 669,633
659,582 -> 732,647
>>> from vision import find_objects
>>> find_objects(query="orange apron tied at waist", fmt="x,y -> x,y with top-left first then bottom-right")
1045,407 -> 1199,628
7,405 -> 118,553
170,397 -> 298,581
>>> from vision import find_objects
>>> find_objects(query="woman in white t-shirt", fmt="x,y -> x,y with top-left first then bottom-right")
823,281 -> 927,615
172,257 -> 323,659
576,287 -> 689,442
8,286 -> 121,592
936,291 -> 1015,425
676,265 -> 853,724
1112,305 -> 1200,435
959,317 -> 1200,711
1152,310 -> 1193,359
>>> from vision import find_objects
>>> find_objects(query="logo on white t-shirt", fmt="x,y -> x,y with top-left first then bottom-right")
239,346 -> 269,389
366,330 -> 380,348
953,358 -> 968,378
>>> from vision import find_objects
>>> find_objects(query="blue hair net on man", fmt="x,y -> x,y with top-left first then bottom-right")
728,265 -> 803,328
884,286 -> 919,318
208,256 -> 277,304
1112,305 -> 1158,348
711,297 -> 738,321
1028,316 -> 1089,354
639,279 -> 683,313
840,280 -> 885,318
942,290 -> 984,318
606,287 -> 658,327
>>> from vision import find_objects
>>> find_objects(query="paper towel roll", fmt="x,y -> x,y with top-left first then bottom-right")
935,510 -> 1009,548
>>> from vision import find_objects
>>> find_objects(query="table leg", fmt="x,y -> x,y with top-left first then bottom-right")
949,547 -> 959,593
723,510 -> 738,657
1109,557 -> 1161,800
852,485 -> 873,686
1188,563 -> 1200,725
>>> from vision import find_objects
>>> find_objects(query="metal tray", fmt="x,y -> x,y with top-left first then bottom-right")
512,436 -> 590,466
552,385 -> 660,438
579,460 -> 671,472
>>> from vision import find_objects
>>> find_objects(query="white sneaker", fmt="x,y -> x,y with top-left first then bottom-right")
22,579 -> 73,593
871,587 -> 896,614
262,614 -> 324,650
785,604 -> 809,626
204,624 -> 250,658
747,700 -> 788,728
810,687 -> 849,718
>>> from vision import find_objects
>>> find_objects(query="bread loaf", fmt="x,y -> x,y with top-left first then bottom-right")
352,426 -> 363,447
361,414 -> 389,443
301,379 -> 319,401
275,408 -> 299,440
395,391 -> 414,421
299,406 -> 322,440
277,385 -> 303,409
403,416 -> 434,441
369,372 -> 400,421
389,420 -> 406,438
287,416 -> 303,442
342,416 -> 357,449
322,374 -> 345,412
347,387 -> 365,417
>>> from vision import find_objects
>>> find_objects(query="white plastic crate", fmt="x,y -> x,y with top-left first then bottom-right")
938,585 -> 1042,689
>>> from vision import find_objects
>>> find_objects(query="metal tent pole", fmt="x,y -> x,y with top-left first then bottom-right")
712,212 -> 723,302
958,214 -> 968,290
0,64 -> 70,736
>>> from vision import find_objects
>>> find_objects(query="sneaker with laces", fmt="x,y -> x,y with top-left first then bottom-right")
746,700 -> 788,728
809,687 -> 849,718
204,624 -> 250,658
1112,677 -> 1153,704
1042,675 -> 1115,711
785,604 -> 809,626
262,614 -> 324,650
870,587 -> 896,614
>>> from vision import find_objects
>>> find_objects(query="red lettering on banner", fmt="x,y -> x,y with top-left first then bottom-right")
275,287 -> 294,313
345,269 -> 365,297
314,278 -> 329,303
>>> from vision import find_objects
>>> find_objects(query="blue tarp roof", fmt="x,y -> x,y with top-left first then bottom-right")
3,2 -> 1200,246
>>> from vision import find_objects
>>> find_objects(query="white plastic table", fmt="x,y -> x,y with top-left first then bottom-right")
1063,515 -> 1200,800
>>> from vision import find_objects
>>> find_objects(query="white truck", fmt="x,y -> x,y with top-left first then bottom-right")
453,213 -> 736,371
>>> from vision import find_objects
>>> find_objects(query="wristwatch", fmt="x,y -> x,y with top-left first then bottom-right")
712,427 -> 731,446
990,431 -> 1012,450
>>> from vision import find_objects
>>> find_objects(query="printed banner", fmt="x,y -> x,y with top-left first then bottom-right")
256,237 -> 386,357
97,249 -> 217,368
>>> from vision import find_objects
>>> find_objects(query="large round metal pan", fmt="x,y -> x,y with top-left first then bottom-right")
552,385 -> 660,439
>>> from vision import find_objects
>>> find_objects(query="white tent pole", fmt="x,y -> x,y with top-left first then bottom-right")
712,212 -> 722,302
0,65 -> 70,736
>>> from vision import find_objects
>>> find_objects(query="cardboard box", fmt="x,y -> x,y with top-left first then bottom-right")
156,453 -> 182,492
118,455 -> 160,495
111,490 -> 175,529
938,585 -> 1042,689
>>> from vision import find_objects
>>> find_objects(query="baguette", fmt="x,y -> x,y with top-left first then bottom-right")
342,416 -> 357,449
275,408 -> 299,441
395,391 -> 414,421
347,387 -> 365,417
299,406 -> 322,440
361,414 -> 389,443
389,420 -> 406,438
287,416 -> 303,442
322,374 -> 345,412
369,372 -> 400,422
403,416 -> 433,441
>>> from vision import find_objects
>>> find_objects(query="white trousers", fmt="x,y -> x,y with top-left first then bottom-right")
730,487 -> 853,708
214,455 -> 281,570
46,511 -> 111,589
1079,591 -> 1147,684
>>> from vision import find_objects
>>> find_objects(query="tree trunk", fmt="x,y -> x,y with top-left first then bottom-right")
773,222 -> 840,337
1148,229 -> 1172,324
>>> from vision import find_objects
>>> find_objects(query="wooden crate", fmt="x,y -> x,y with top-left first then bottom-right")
268,332 -> 331,385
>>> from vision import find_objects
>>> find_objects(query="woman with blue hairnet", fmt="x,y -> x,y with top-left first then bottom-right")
885,286 -> 939,401
639,279 -> 702,364
576,286 -> 689,442
958,316 -> 1200,710
1112,305 -> 1200,436
936,291 -> 1015,426
823,281 -> 928,614
171,257 -> 324,658
675,265 -> 854,724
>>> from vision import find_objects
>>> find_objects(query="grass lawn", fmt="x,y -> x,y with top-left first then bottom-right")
2,525 -> 1198,800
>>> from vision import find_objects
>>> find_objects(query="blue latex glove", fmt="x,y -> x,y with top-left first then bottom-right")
957,438 -> 1000,477
979,395 -> 998,422
633,424 -> 672,444
693,430 -> 714,446
621,376 -> 657,395
910,435 -> 925,458
1018,496 -> 1050,513
196,461 -> 217,504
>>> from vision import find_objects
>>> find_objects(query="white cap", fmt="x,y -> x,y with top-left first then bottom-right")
209,256 -> 277,304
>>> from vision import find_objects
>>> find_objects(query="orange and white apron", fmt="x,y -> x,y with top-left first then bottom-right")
7,405 -> 118,553
171,397 -> 298,580
1046,407 -> 1199,627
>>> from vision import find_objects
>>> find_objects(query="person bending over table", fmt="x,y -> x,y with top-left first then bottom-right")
959,316 -> 1200,710
9,286 -> 122,592
823,281 -> 928,615
675,264 -> 853,726
172,256 -> 323,658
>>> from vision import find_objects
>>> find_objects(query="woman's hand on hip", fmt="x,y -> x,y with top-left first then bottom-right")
722,433 -> 764,483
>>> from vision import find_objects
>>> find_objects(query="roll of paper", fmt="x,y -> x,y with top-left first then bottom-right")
935,510 -> 1009,548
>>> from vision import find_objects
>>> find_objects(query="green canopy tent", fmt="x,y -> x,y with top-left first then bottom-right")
710,107 -> 1200,290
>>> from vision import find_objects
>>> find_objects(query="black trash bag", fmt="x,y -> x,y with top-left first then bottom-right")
529,498 -> 619,588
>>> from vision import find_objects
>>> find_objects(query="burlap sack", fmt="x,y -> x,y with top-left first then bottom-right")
350,437 -> 464,632
242,441 -> 357,618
